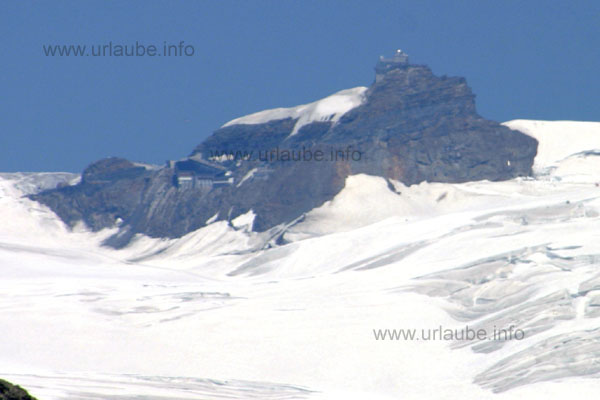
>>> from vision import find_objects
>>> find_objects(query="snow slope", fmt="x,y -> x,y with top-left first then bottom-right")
503,120 -> 600,180
222,87 -> 368,136
2,120 -> 600,399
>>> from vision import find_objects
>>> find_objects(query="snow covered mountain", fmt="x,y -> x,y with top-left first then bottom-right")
30,56 -> 537,247
2,120 -> 600,399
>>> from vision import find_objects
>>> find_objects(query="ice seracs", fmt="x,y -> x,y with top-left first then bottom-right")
222,87 -> 368,136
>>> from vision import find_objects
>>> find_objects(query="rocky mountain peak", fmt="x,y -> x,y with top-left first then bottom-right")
31,55 -> 539,247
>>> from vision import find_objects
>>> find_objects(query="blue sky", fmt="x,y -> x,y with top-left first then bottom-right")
1,0 -> 599,172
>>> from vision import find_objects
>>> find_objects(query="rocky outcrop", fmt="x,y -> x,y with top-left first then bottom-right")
322,64 -> 537,184
0,379 -> 37,400
33,157 -> 153,233
31,59 -> 538,247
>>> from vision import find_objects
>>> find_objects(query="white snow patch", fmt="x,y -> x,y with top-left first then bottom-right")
285,174 -> 517,241
0,172 -> 79,195
237,168 -> 257,187
205,212 -> 219,224
231,210 -> 256,231
503,119 -> 600,179
222,87 -> 368,136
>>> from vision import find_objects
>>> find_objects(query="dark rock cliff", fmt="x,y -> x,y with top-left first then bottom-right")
31,58 -> 538,247
0,379 -> 38,400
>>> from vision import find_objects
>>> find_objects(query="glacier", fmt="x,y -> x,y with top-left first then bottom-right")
2,120 -> 600,398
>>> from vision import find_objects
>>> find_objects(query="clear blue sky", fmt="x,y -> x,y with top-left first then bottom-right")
1,0 -> 599,172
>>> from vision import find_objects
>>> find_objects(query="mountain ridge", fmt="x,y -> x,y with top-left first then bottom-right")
31,55 -> 538,247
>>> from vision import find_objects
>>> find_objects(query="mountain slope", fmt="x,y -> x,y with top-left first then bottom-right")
2,120 -> 600,399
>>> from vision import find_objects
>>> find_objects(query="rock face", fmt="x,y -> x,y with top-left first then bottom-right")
32,58 -> 538,247
0,379 -> 38,400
